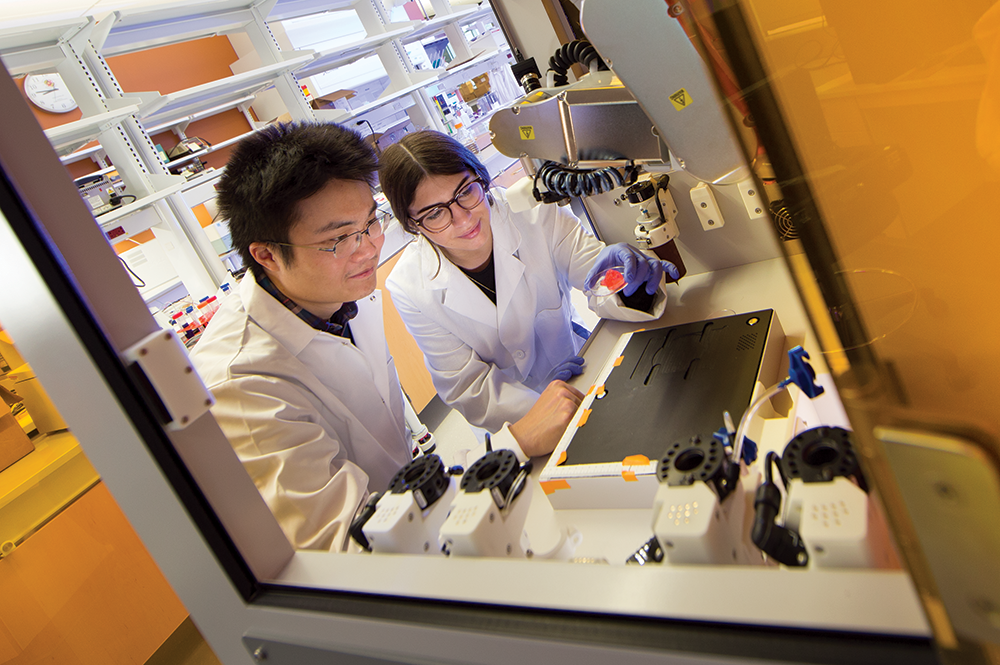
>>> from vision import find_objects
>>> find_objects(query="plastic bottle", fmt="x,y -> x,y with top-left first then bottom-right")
170,311 -> 187,336
184,306 -> 202,332
196,301 -> 212,328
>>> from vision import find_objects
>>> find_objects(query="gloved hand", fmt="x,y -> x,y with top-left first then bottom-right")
546,355 -> 585,383
587,243 -> 680,296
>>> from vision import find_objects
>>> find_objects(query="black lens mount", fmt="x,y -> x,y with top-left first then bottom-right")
388,454 -> 450,510
780,426 -> 867,491
657,435 -> 737,502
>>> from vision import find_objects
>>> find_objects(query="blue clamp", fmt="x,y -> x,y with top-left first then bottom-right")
783,346 -> 825,398
713,425 -> 758,465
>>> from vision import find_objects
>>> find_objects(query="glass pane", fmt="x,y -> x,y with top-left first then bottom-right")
699,0 -> 1000,423
0,322 -> 196,663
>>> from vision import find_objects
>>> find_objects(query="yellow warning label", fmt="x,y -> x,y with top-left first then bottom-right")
519,125 -> 535,140
669,88 -> 692,111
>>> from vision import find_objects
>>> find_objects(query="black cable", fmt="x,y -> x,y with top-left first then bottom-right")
547,39 -> 609,87
355,120 -> 380,154
108,193 -> 137,207
752,451 -> 808,566
533,160 -> 636,201
119,255 -> 145,287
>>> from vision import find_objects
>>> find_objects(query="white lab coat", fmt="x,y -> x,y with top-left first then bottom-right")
190,273 -> 412,552
386,187 -> 666,434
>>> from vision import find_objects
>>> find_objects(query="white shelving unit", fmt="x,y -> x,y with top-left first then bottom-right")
294,25 -> 414,79
398,7 -> 479,45
97,179 -> 186,228
2,0 -> 516,307
44,104 -> 140,155
139,53 -> 315,126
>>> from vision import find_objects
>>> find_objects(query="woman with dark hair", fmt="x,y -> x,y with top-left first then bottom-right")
382,130 -> 676,458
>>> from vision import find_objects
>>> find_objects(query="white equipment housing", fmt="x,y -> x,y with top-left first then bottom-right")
363,480 -> 458,556
652,469 -> 764,565
785,477 -> 895,569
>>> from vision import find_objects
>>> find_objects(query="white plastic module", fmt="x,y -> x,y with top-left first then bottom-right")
690,181 -> 725,230
364,481 -> 457,556
439,483 -> 534,558
786,477 -> 898,570
652,470 -> 763,565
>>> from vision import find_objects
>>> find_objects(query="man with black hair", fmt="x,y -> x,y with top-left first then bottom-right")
191,122 -> 411,551
190,122 -> 583,552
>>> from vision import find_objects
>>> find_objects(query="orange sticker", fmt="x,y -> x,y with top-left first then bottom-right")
622,454 -> 650,466
622,470 -> 638,482
577,408 -> 593,427
540,479 -> 571,495
556,450 -> 567,465
595,384 -> 606,397
587,385 -> 595,396
613,356 -> 624,367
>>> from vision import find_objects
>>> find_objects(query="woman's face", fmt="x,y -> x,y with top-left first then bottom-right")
409,171 -> 493,269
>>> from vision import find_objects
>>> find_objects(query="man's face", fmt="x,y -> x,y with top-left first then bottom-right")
261,178 -> 384,319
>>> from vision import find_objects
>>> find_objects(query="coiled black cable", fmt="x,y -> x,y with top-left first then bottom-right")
533,160 -> 638,202
547,39 -> 609,87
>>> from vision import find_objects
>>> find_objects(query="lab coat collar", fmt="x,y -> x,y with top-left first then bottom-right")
242,272 -> 322,357
417,235 -> 497,328
242,273 -> 393,405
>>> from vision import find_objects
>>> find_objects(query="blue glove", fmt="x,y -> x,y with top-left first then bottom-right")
546,355 -> 585,383
587,243 -> 680,296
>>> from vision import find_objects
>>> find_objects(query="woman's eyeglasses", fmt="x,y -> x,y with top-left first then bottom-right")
411,179 -> 488,233
270,210 -> 389,259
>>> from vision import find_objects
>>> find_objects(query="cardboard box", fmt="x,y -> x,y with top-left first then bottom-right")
458,73 -> 492,102
309,89 -> 356,111
0,405 -> 34,472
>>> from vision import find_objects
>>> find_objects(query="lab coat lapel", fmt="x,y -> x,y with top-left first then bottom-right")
493,210 -> 525,326
351,292 -> 391,406
492,205 -> 534,365
419,236 -> 496,328
243,273 -> 319,356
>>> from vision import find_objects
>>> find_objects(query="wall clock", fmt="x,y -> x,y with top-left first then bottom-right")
24,73 -> 78,114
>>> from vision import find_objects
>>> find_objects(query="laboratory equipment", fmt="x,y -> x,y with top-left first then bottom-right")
358,454 -> 459,555
778,427 -> 898,570
439,450 -> 580,559
541,310 -> 784,509
650,433 -> 763,565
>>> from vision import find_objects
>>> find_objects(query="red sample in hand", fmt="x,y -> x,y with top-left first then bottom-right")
602,269 -> 625,292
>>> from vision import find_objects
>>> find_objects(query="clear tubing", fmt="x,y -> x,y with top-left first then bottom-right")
733,381 -> 788,465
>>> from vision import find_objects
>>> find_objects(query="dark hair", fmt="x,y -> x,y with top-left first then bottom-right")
378,130 -> 491,236
218,122 -> 378,279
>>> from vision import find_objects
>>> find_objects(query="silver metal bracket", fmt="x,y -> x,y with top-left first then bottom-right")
121,328 -> 214,430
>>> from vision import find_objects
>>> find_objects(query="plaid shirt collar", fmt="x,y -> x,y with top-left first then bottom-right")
257,274 -> 358,338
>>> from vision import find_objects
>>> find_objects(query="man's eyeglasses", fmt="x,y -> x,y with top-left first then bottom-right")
411,179 -> 488,233
270,211 -> 389,259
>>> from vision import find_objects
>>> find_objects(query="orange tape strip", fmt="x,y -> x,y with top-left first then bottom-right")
595,384 -> 606,398
613,355 -> 624,367
556,450 -> 567,466
622,470 -> 637,482
577,408 -> 592,427
621,454 -> 650,467
540,479 -> 571,495
587,384 -> 595,396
